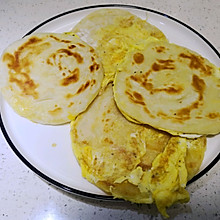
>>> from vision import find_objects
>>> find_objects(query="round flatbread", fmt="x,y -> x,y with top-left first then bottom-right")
0,33 -> 103,124
113,41 -> 220,135
71,9 -> 167,87
70,84 -> 206,217
70,85 -> 171,203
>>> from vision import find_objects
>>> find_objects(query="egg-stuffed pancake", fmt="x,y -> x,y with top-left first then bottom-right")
113,41 -> 220,135
70,84 -> 207,217
0,33 -> 103,124
71,9 -> 167,87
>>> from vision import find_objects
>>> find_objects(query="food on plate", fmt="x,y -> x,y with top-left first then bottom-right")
0,33 -> 103,124
113,40 -> 220,136
70,84 -> 207,218
71,8 -> 167,88
0,7 -> 215,218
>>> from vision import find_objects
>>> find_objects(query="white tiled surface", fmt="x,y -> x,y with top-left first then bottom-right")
0,0 -> 219,219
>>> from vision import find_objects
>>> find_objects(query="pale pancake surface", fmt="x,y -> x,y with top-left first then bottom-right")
71,9 -> 167,87
0,33 -> 103,124
114,41 -> 220,135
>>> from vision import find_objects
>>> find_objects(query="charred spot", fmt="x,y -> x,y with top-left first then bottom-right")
152,59 -> 175,71
90,79 -> 96,86
77,43 -> 85,47
125,90 -> 145,106
89,62 -> 100,73
90,47 -> 95,53
191,74 -> 205,101
68,45 -> 76,49
142,82 -> 153,91
60,68 -> 79,86
207,112 -> 220,119
76,80 -> 90,94
57,49 -> 83,63
155,85 -> 183,94
49,35 -> 71,43
155,46 -> 166,53
177,107 -> 191,117
179,52 -> 213,76
176,101 -> 200,121
133,52 -> 144,64
19,37 -> 43,50
133,91 -> 144,101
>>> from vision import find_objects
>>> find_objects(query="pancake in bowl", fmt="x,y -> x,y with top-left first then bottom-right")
113,41 -> 220,136
70,84 -> 206,218
71,8 -> 167,88
0,33 -> 103,124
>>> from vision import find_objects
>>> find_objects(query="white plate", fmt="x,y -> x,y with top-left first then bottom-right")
0,4 -> 219,199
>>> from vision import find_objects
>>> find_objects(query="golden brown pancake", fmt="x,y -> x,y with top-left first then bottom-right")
0,33 -> 103,124
113,40 -> 220,135
70,84 -> 206,217
71,8 -> 167,88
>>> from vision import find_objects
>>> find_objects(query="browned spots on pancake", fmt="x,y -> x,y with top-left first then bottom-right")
46,54 -> 55,66
155,46 -> 166,53
48,107 -> 62,115
103,137 -> 114,144
157,111 -> 168,118
77,43 -> 85,47
18,36 -> 44,50
191,74 -> 205,101
195,116 -> 203,119
125,90 -> 145,106
49,35 -> 72,44
81,140 -> 89,145
154,85 -> 183,94
133,91 -> 144,101
152,59 -> 175,71
76,80 -> 90,94
68,102 -> 74,107
133,52 -> 144,64
90,47 -> 95,53
130,71 -> 183,95
128,72 -> 207,122
60,68 -> 79,86
57,49 -> 83,63
206,112 -> 220,119
89,62 -> 100,73
2,36 -> 51,99
176,100 -> 200,121
176,107 -> 192,120
179,52 -> 213,76
90,79 -> 96,86
68,45 -> 76,49
65,93 -> 74,99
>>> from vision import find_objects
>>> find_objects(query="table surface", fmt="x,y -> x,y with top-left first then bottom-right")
0,0 -> 219,219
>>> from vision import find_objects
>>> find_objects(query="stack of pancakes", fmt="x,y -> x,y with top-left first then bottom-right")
0,8 -> 219,218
